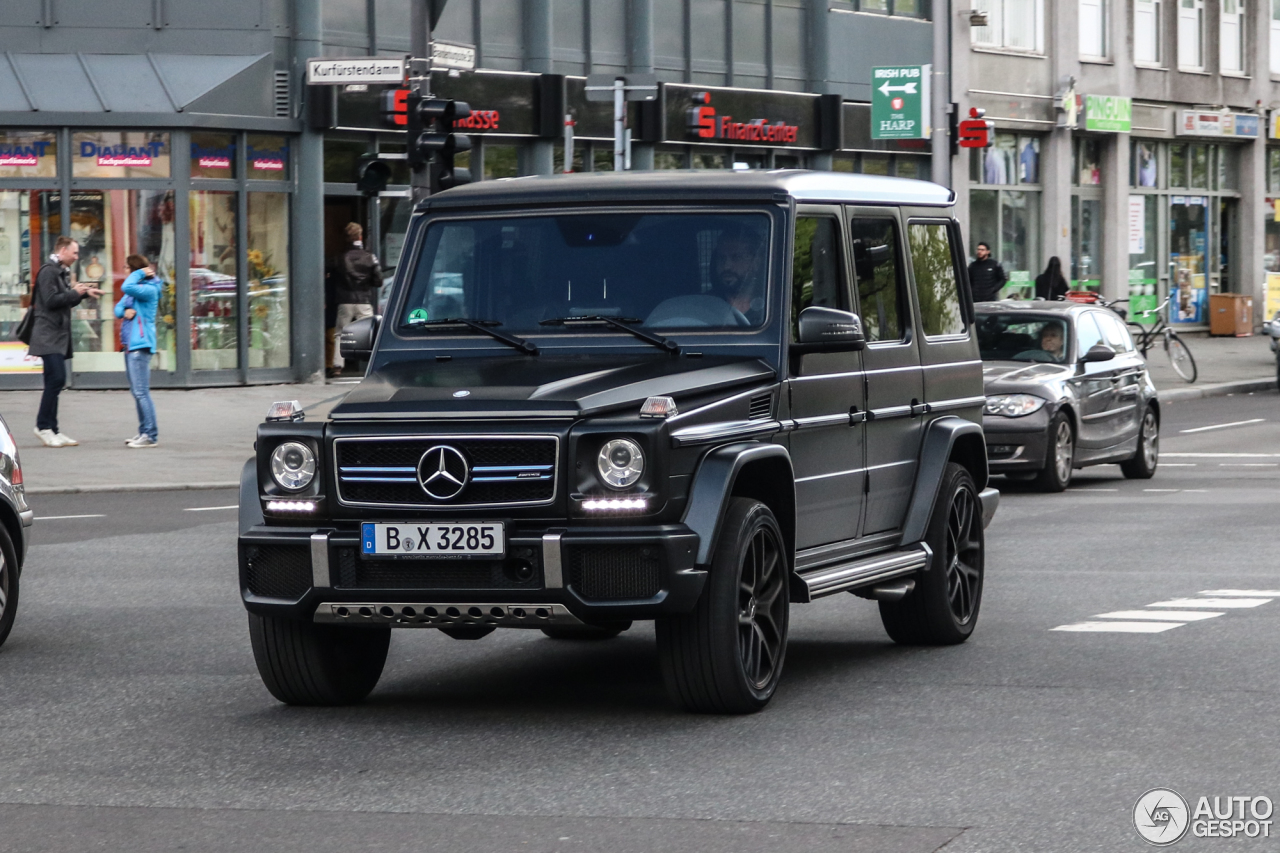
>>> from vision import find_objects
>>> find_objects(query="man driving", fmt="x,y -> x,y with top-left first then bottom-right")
1038,322 -> 1065,362
712,226 -> 766,323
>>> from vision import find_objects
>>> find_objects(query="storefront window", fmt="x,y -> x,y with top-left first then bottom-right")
191,132 -> 236,179
485,145 -> 520,178
0,131 -> 57,179
971,133 -> 1041,296
973,133 -> 1039,185
1170,196 -> 1208,324
1071,196 -> 1103,288
246,135 -> 290,181
1190,145 -> 1209,188
861,154 -> 890,175
324,137 -> 368,183
1170,144 -> 1187,187
189,191 -> 238,370
1269,148 -> 1280,192
247,193 -> 290,369
1128,195 -> 1160,324
72,131 -> 171,179
0,190 -> 58,373
1074,138 -> 1102,185
1133,140 -> 1159,187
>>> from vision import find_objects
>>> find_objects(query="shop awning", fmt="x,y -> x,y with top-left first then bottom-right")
0,53 -> 275,116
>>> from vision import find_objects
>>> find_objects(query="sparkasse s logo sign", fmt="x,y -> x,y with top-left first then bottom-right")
685,92 -> 799,144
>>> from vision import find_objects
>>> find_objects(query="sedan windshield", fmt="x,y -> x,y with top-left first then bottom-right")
398,212 -> 772,334
977,314 -> 1071,364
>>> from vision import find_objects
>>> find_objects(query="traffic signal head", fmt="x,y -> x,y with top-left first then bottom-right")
355,154 -> 392,194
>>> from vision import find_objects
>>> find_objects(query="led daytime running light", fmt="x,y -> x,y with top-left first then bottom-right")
581,497 -> 648,511
266,500 -> 317,513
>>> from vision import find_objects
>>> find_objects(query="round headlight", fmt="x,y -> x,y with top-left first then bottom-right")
270,441 -> 316,491
597,438 -> 644,489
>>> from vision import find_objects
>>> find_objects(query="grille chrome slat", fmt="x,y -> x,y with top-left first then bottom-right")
334,435 -> 559,509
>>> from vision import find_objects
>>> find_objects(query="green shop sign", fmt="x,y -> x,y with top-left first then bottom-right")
871,65 -> 931,140
1084,95 -> 1132,132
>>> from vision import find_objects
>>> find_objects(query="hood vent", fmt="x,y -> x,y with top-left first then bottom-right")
748,393 -> 772,420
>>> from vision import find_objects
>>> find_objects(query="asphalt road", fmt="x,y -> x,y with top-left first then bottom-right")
2,392 -> 1279,852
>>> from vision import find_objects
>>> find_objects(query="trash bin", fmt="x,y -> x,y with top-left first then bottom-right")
1208,293 -> 1253,337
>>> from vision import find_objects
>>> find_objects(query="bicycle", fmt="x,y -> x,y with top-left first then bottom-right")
1112,296 -> 1198,383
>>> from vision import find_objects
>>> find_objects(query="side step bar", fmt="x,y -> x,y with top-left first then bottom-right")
795,544 -> 932,602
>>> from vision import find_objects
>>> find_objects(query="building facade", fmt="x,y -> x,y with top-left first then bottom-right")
953,0 -> 1280,328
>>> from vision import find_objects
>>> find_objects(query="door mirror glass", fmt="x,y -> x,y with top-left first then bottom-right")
796,306 -> 867,350
339,314 -> 380,360
1081,343 -> 1115,363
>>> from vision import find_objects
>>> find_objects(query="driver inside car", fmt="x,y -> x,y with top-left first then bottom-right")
712,227 -> 767,324
1035,322 -> 1066,362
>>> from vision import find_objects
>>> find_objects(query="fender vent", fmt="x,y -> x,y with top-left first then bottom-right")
748,393 -> 772,420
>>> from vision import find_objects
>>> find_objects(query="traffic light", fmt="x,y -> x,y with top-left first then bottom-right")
355,154 -> 392,194
406,93 -> 473,193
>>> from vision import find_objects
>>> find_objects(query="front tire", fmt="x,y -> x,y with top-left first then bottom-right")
1120,406 -> 1159,479
879,463 -> 984,645
0,524 -> 19,650
1033,411 -> 1074,492
656,498 -> 789,714
248,613 -> 390,706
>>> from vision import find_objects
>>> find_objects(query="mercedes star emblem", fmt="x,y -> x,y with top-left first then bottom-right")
418,445 -> 470,500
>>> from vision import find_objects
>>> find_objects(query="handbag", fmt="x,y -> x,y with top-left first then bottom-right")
13,263 -> 51,346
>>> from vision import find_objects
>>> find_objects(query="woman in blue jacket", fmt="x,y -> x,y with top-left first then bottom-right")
115,254 -> 162,448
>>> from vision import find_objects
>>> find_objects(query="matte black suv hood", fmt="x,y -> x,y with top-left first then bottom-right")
329,355 -> 776,420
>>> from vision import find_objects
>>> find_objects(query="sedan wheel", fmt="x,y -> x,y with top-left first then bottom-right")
1033,412 -> 1074,492
1121,407 -> 1159,479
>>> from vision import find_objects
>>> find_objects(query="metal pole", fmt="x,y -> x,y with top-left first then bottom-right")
295,0 -> 326,382
410,2 -> 431,201
613,78 -> 625,171
564,115 -> 575,172
931,0 -> 951,186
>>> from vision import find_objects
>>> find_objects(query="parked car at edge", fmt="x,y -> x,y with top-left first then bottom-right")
0,412 -> 33,648
977,300 -> 1160,491
239,171 -> 999,714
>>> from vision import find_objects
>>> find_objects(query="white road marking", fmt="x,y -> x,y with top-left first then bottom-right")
1179,418 -> 1265,434
1144,489 -> 1180,492
1219,463 -> 1278,467
1094,610 -> 1224,622
1076,488 -> 1119,492
1053,621 -> 1183,633
1162,452 -> 1280,458
36,514 -> 106,520
183,505 -> 239,512
1147,598 -> 1271,609
1160,463 -> 1197,467
1199,589 -> 1280,597
1182,489 -> 1207,493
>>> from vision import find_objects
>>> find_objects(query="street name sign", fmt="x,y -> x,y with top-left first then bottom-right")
432,40 -> 476,71
871,65 -> 930,140
307,57 -> 406,85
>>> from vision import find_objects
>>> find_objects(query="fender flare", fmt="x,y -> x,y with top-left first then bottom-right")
900,417 -> 988,546
239,457 -> 264,536
681,442 -> 794,566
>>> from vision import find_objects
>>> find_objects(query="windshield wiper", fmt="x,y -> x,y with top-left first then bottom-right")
539,315 -> 679,354
405,317 -> 538,356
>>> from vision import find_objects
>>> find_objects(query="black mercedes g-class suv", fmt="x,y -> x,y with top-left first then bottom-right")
239,171 -> 998,714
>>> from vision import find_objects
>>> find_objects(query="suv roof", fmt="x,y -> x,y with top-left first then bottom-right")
419,170 -> 956,211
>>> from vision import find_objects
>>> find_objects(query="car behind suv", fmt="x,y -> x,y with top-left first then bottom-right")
238,171 -> 998,713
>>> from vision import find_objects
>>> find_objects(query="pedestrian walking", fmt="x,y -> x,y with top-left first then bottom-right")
115,254 -> 161,448
968,242 -> 1008,302
1035,256 -> 1070,301
29,236 -> 101,448
329,222 -> 381,377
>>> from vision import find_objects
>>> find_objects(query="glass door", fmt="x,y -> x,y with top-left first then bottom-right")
1169,196 -> 1208,324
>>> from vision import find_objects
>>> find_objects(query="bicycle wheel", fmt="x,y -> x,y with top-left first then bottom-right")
1164,331 -> 1197,382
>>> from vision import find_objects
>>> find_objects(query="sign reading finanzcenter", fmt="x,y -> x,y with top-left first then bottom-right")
871,65 -> 931,140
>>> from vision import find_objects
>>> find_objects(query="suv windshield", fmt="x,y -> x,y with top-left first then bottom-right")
398,212 -> 772,334
977,313 -> 1071,364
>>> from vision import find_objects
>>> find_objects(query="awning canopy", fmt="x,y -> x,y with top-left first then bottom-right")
0,53 -> 275,117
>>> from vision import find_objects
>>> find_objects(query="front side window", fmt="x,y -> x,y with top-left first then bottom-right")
1179,0 -> 1205,69
791,217 -> 847,340
1080,0 -> 1108,57
1136,0 -> 1162,63
1221,0 -> 1245,72
849,217 -> 906,342
976,314 -> 1070,363
909,223 -> 967,338
971,0 -> 1044,52
1095,311 -> 1135,352
399,213 -> 772,334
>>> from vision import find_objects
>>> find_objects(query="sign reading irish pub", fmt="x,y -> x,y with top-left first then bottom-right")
871,65 -> 931,140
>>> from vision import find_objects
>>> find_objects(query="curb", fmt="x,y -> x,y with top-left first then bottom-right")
1158,378 -> 1275,402
25,481 -> 239,496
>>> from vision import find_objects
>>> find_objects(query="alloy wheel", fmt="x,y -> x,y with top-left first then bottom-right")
945,486 -> 983,625
1054,420 -> 1074,484
737,522 -> 786,690
0,551 -> 7,621
1140,410 -> 1159,469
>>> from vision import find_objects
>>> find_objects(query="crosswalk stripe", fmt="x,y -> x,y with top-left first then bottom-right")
1199,589 -> 1280,597
1093,610 -> 1224,622
1053,621 -> 1183,633
1146,598 -> 1271,609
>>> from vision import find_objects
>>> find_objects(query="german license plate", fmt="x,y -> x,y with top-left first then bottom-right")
361,522 -> 505,557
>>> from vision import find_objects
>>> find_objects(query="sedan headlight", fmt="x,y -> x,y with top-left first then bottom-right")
984,394 -> 1047,418
597,438 -> 644,489
270,441 -> 316,490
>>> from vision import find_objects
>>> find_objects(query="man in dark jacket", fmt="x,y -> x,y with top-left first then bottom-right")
330,222 -> 382,376
968,242 -> 1008,302
29,236 -> 101,447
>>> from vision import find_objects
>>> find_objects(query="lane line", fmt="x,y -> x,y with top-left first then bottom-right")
1160,463 -> 1197,467
1179,419 -> 1265,434
1076,488 -> 1119,492
1144,489 -> 1180,492
1219,463 -> 1278,467
183,505 -> 239,512
1053,621 -> 1183,633
1146,598 -> 1271,609
1199,589 -> 1280,596
1162,453 -> 1280,458
36,514 -> 106,521
1094,610 -> 1224,622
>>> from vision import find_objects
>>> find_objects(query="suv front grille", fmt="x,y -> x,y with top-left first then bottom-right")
565,544 -> 665,601
334,545 -> 543,590
335,436 -> 558,508
242,543 -> 312,600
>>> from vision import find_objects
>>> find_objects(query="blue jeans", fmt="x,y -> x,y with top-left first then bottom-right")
36,352 -> 67,433
125,349 -> 157,440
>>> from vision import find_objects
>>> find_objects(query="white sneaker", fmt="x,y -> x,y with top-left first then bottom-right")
53,433 -> 78,447
124,434 -> 142,445
34,427 -> 58,447
126,436 -> 157,448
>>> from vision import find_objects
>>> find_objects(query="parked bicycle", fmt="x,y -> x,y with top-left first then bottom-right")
1062,291 -> 1198,383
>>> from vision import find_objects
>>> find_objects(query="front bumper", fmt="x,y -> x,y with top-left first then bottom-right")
240,522 -> 704,626
983,408 -> 1051,473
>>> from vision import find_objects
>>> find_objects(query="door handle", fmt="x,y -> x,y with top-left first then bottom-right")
909,399 -> 930,417
849,406 -> 866,425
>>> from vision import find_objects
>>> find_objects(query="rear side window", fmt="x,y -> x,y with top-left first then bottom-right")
1075,312 -> 1105,356
849,217 -> 904,342
1096,311 -> 1135,352
908,222 -> 966,338
791,216 -> 848,340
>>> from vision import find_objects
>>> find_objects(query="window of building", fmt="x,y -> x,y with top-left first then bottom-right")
72,131 -> 171,180
1079,0 -> 1107,57
1178,0 -> 1204,69
247,193 -> 291,369
1272,0 -> 1280,74
1221,0 -> 1245,72
970,133 -> 1042,296
0,191 -> 58,357
0,131 -> 57,179
908,223 -> 966,338
1135,0 -> 1162,63
1073,137 -> 1103,186
1268,148 -> 1280,191
971,0 -> 1044,52
1132,140 -> 1160,187
189,190 -> 238,371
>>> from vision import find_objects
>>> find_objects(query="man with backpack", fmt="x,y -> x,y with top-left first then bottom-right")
115,254 -> 162,448
329,222 -> 381,378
